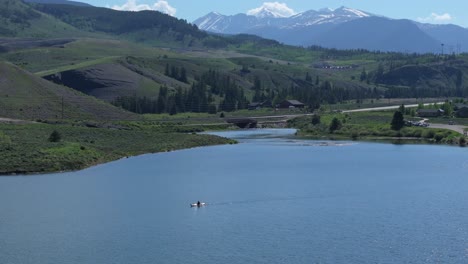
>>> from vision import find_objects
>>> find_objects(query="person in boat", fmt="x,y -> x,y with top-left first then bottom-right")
197,201 -> 201,207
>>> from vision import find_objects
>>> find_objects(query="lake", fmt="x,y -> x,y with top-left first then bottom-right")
1,129 -> 467,264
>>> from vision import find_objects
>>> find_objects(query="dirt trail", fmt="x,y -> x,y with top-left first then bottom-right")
0,117 -> 36,124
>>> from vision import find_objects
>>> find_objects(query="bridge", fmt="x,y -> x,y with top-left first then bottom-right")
226,118 -> 258,128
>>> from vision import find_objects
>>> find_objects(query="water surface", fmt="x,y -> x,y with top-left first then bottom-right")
1,129 -> 467,263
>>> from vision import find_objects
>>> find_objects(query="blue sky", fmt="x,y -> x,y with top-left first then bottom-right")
83,0 -> 467,27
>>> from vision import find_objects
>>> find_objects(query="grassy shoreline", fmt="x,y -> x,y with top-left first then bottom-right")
0,122 -> 235,175
1,110 -> 466,175
288,111 -> 467,146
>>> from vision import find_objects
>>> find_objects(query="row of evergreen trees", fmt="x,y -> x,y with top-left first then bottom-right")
112,70 -> 249,115
164,64 -> 188,83
112,68 -> 388,115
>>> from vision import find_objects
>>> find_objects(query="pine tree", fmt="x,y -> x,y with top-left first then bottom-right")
391,111 -> 405,130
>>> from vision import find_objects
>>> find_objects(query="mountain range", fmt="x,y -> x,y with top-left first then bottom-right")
194,6 -> 468,53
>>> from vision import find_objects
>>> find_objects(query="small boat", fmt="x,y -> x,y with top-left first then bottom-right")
190,202 -> 206,207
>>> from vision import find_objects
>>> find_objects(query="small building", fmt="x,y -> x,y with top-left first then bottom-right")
279,100 -> 305,109
248,102 -> 262,110
454,104 -> 468,111
456,106 -> 468,118
417,109 -> 443,117
248,100 -> 272,110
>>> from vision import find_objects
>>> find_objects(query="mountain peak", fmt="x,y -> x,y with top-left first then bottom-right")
318,8 -> 333,13
246,3 -> 296,18
333,6 -> 370,18
252,8 -> 283,18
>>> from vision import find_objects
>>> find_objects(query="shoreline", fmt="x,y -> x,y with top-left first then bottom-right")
0,122 -> 236,176
0,140 -> 237,177
1,124 -> 465,176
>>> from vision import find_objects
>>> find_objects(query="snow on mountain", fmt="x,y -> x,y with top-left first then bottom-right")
193,6 -> 468,53
194,6 -> 372,33
251,8 -> 286,18
246,2 -> 296,18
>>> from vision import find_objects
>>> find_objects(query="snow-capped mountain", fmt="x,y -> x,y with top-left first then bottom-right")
194,6 -> 372,34
248,7 -> 289,18
194,6 -> 468,53
288,7 -> 371,27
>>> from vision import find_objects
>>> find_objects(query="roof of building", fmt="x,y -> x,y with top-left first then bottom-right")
284,100 -> 304,105
455,104 -> 468,109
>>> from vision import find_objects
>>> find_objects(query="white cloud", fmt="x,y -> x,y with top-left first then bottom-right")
153,1 -> 176,16
112,0 -> 176,16
247,2 -> 296,18
417,12 -> 453,23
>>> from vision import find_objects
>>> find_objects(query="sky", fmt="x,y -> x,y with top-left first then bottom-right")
82,0 -> 468,27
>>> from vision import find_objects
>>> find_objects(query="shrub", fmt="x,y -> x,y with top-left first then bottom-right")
311,115 -> 321,125
434,133 -> 444,142
329,117 -> 342,133
49,130 -> 62,142
459,137 -> 466,146
422,130 -> 435,139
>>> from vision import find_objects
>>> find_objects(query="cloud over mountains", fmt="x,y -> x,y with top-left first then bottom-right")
247,2 -> 296,18
417,12 -> 453,24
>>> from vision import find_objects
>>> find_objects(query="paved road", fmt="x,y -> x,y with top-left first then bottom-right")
428,123 -> 467,134
343,102 -> 444,113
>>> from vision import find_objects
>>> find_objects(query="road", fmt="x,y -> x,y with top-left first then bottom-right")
343,102 -> 444,113
427,123 -> 467,134
0,117 -> 36,124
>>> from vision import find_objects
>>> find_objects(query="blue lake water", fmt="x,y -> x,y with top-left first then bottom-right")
1,129 -> 468,264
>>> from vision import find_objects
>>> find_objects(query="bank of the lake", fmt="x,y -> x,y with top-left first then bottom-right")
2,110 -> 466,175
288,111 -> 467,146
0,122 -> 235,175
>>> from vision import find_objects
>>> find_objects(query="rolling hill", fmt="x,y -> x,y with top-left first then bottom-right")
24,0 -> 91,7
0,61 -> 137,120
31,2 -> 210,47
0,0 -> 90,38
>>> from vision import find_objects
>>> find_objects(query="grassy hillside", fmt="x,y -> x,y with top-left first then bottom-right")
31,3 -> 209,47
0,0 -> 91,38
0,61 -> 137,120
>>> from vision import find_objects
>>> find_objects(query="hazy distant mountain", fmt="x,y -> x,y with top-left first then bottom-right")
312,17 -> 441,53
24,0 -> 91,7
194,6 -> 468,53
417,23 -> 468,53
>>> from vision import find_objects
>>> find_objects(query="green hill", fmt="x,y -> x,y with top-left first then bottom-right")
31,3 -> 210,47
377,60 -> 468,97
0,0 -> 90,38
0,61 -> 137,120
